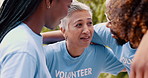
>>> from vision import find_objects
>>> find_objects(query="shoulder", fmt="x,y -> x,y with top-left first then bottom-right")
44,41 -> 66,66
94,22 -> 107,27
44,41 -> 65,52
87,44 -> 107,52
94,22 -> 107,29
0,24 -> 41,59
94,22 -> 110,32
88,44 -> 107,50
2,24 -> 34,45
87,44 -> 113,56
44,41 -> 66,58
1,28 -> 36,51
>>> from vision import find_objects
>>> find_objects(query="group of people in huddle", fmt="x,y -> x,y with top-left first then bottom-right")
0,0 -> 148,78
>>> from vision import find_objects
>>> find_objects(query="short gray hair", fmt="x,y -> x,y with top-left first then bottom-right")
59,1 -> 92,29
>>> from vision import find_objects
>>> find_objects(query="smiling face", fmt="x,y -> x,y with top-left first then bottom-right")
62,10 -> 94,49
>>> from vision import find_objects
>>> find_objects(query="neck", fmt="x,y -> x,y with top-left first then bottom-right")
23,20 -> 44,34
66,42 -> 85,58
23,1 -> 45,34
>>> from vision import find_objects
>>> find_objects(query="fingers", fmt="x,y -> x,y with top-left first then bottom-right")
130,62 -> 145,78
135,68 -> 143,78
130,65 -> 136,78
144,63 -> 148,78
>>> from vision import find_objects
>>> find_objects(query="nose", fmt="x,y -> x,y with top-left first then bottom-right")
82,25 -> 90,35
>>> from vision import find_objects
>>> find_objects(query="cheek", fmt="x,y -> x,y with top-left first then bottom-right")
69,30 -> 80,39
90,27 -> 94,34
61,5 -> 69,16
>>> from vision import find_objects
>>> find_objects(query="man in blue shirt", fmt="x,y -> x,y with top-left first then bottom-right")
105,0 -> 148,77
92,23 -> 136,74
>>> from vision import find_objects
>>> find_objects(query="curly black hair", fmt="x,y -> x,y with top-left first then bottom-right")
106,0 -> 148,48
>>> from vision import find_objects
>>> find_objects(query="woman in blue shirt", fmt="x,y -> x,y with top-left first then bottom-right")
44,1 -> 124,78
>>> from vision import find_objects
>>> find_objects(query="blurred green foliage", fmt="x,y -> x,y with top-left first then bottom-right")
98,72 -> 129,78
78,0 -> 107,24
42,0 -> 129,78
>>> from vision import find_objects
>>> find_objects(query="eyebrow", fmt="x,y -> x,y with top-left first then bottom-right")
73,18 -> 92,25
74,18 -> 92,23
87,18 -> 92,20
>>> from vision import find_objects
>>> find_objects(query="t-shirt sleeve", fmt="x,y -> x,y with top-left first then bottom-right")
92,23 -> 121,55
0,52 -> 37,78
44,44 -> 54,71
102,47 -> 124,75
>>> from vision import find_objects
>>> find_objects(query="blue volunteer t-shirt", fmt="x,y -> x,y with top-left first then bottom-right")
92,23 -> 136,74
0,23 -> 51,78
44,41 -> 124,78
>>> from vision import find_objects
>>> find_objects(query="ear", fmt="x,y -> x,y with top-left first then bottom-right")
60,27 -> 67,39
45,0 -> 51,8
60,27 -> 65,34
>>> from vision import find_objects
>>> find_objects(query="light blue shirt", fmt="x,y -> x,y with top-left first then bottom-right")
92,23 -> 136,74
44,41 -> 124,78
0,23 -> 51,78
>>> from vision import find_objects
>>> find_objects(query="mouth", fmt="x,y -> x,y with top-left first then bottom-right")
80,36 -> 91,42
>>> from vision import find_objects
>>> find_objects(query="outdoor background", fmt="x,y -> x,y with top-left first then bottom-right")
0,0 -> 129,78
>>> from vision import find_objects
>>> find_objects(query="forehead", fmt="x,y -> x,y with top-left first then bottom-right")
69,10 -> 92,22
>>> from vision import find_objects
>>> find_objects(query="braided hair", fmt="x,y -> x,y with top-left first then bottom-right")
0,0 -> 43,42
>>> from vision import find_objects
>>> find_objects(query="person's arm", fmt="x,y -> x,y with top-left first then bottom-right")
92,23 -> 121,56
130,31 -> 148,78
101,46 -> 124,75
1,53 -> 36,78
41,30 -> 64,44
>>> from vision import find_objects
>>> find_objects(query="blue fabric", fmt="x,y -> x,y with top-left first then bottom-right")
44,41 -> 124,78
92,23 -> 136,74
0,23 -> 51,78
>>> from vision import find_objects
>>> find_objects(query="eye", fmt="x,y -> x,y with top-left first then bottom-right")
87,22 -> 93,26
76,23 -> 82,28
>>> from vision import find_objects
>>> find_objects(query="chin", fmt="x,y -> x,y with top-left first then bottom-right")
44,25 -> 56,30
115,38 -> 127,45
83,43 -> 90,48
